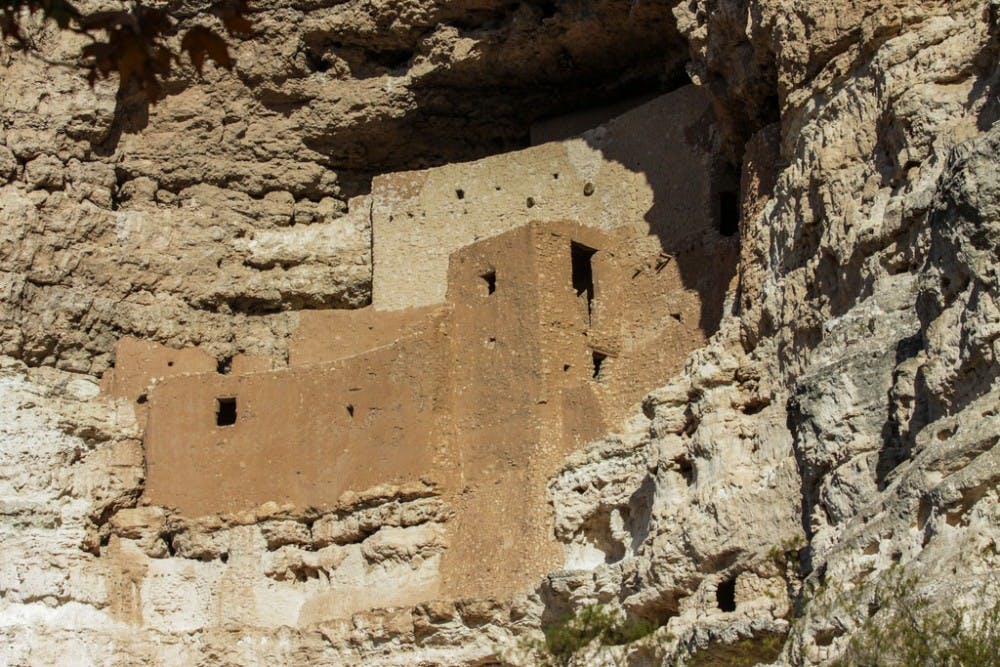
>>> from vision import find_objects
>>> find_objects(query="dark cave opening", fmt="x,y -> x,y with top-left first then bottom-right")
716,576 -> 737,612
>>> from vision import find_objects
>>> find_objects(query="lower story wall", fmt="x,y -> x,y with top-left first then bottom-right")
144,328 -> 449,515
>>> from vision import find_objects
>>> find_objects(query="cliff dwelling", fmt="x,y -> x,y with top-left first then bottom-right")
100,85 -> 738,604
5,2 -> 998,663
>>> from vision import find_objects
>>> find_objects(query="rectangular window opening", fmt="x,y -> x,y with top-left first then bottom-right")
216,397 -> 237,426
481,270 -> 496,295
571,242 -> 597,326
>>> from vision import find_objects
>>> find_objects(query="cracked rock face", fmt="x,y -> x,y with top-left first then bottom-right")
1,0 -> 999,665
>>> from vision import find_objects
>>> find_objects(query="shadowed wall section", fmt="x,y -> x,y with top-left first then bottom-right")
370,84 -> 734,325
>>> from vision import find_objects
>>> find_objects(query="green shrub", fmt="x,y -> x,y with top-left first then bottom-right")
521,604 -> 662,667
685,633 -> 786,667
830,571 -> 1000,667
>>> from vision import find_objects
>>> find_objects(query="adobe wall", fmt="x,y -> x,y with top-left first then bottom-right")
138,222 -> 617,600
143,327 -> 449,515
439,224 -> 552,596
430,220 -> 738,598
515,219 -> 738,442
371,84 -> 721,311
100,337 -> 217,405
585,231 -> 740,422
288,305 -> 447,368
436,221 -> 632,596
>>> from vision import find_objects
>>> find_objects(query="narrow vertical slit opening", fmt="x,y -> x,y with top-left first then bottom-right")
571,241 -> 597,326
592,351 -> 606,380
481,270 -> 496,295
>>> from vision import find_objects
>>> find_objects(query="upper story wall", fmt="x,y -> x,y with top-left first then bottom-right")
371,84 -> 721,311
288,305 -> 446,368
446,223 -> 546,436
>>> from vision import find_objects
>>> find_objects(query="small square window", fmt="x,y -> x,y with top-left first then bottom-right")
216,397 -> 237,426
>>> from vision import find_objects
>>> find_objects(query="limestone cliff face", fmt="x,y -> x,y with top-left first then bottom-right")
1,1 -> 998,665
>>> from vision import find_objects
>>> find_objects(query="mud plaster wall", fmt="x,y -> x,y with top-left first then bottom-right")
370,84 -> 724,312
289,306 -> 444,368
440,225 -> 553,595
143,319 -> 450,516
